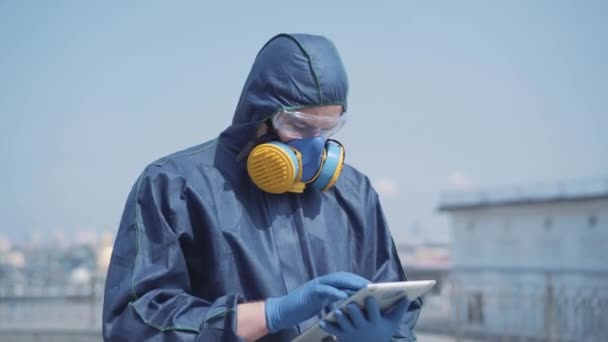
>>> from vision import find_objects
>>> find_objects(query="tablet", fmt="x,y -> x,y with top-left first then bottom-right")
292,280 -> 436,342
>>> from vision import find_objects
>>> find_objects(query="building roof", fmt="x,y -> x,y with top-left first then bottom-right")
438,177 -> 608,211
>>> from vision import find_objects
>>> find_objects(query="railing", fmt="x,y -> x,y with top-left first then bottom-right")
0,294 -> 102,332
1,275 -> 607,341
0,329 -> 101,342
416,274 -> 608,341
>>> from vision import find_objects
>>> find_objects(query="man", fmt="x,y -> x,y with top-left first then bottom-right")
103,33 -> 422,341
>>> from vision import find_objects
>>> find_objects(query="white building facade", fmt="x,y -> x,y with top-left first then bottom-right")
439,179 -> 608,341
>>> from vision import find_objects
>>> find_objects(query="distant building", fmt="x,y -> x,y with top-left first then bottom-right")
439,178 -> 608,341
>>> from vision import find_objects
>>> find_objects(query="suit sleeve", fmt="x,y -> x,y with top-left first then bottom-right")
102,168 -> 244,342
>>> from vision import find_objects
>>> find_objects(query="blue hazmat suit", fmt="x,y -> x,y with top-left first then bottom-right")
102,33 -> 422,341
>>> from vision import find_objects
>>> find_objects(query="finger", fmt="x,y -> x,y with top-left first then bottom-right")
365,296 -> 381,322
385,297 -> 409,322
345,303 -> 366,328
319,320 -> 342,336
316,284 -> 348,303
320,272 -> 370,290
334,309 -> 355,331
343,289 -> 356,296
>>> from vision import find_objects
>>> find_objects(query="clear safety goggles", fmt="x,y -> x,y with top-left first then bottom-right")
271,110 -> 347,138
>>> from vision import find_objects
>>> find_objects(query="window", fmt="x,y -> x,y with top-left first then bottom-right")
543,217 -> 553,231
588,215 -> 598,228
467,292 -> 485,325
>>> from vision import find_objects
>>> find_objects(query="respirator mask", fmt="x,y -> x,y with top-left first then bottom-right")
246,110 -> 347,194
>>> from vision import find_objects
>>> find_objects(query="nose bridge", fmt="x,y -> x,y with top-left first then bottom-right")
311,127 -> 323,137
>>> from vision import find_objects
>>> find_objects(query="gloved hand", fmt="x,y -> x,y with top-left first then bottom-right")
319,296 -> 409,342
265,272 -> 369,333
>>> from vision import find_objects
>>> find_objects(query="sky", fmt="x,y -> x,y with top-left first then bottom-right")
1,1 -> 607,244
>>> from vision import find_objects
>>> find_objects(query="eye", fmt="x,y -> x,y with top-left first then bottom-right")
318,122 -> 337,130
293,122 -> 309,129
290,118 -> 312,129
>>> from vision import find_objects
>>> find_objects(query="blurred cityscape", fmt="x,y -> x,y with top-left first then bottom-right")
0,231 -> 112,340
0,178 -> 606,341
0,231 -> 113,296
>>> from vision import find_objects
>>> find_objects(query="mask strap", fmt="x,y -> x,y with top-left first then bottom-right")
235,120 -> 279,162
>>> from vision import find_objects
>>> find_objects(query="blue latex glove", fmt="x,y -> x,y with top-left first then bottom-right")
319,296 -> 409,342
265,272 -> 369,333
